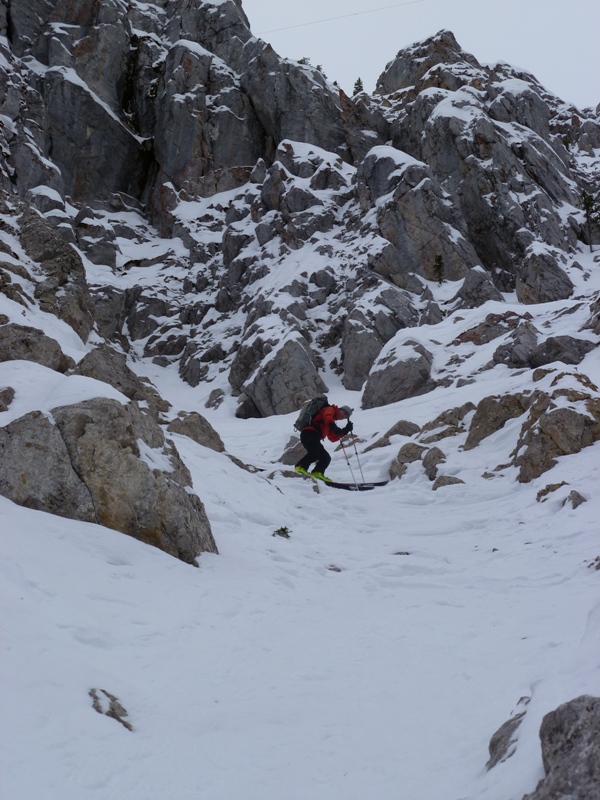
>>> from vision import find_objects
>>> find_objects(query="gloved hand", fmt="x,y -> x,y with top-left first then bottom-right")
344,421 -> 353,435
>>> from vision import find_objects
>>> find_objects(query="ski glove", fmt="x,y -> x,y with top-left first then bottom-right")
344,422 -> 353,434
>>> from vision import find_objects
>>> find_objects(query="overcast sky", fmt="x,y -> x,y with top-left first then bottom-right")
241,0 -> 599,110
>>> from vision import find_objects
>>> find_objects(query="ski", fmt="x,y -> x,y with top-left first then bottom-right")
324,480 -> 389,492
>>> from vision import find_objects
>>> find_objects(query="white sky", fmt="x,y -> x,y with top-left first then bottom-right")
242,0 -> 600,110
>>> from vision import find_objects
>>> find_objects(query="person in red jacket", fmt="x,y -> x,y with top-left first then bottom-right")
294,404 -> 353,482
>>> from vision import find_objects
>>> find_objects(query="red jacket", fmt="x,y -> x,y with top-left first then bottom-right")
306,405 -> 349,442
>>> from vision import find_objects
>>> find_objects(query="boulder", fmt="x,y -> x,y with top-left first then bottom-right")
0,397 -> 217,563
516,251 -> 574,304
453,312 -> 527,346
389,442 -> 427,480
515,395 -> 600,482
493,322 -> 540,368
362,341 -> 435,409
240,336 -> 328,417
422,446 -> 446,480
465,392 -> 535,450
0,386 -> 15,411
419,402 -> 475,443
486,697 -> 530,770
522,696 -> 600,800
432,475 -> 465,490
452,267 -> 504,309
167,412 -> 225,453
0,410 -> 96,520
72,345 -> 170,419
0,323 -> 74,372
529,336 -> 596,368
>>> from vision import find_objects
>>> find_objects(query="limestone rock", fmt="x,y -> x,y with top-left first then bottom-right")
486,697 -> 530,770
516,251 -> 574,304
357,146 -> 478,281
493,322 -> 540,368
167,412 -> 225,453
362,341 -> 435,409
452,267 -> 505,309
72,345 -> 170,419
432,475 -> 465,490
240,336 -> 328,418
522,696 -> 600,800
0,323 -> 74,372
19,209 -> 95,341
529,336 -> 596,368
0,409 -> 96,520
515,396 -> 600,483
0,386 -> 15,411
389,442 -> 427,480
419,402 -> 475,443
564,490 -> 586,509
423,446 -> 446,480
0,398 -> 217,563
453,312 -> 528,346
465,393 -> 535,450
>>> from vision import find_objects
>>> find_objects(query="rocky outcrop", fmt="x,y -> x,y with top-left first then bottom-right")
522,696 -> 600,800
464,393 -> 536,450
362,340 -> 435,409
237,335 -> 329,418
516,251 -> 575,304
357,146 -> 478,282
0,398 -> 217,563
0,323 -> 75,372
72,345 -> 171,419
19,209 -> 95,341
514,393 -> 600,482
167,411 -> 225,452
486,697 -> 530,770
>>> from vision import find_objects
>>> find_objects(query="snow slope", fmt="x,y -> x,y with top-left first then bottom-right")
2,249 -> 600,800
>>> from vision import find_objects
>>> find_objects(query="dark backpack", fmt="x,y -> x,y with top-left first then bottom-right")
293,395 -> 329,432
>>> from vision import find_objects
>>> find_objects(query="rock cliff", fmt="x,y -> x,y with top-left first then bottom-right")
0,2 -> 599,556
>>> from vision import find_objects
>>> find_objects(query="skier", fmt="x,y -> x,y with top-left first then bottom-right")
295,404 -> 353,482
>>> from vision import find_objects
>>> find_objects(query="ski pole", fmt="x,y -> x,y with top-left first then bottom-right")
341,439 -> 359,488
351,436 -> 366,483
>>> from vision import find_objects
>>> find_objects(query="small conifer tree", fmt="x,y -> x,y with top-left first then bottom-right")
581,190 -> 600,252
433,254 -> 445,285
353,78 -> 364,96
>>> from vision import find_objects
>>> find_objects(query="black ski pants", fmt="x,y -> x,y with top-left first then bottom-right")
296,429 -> 331,474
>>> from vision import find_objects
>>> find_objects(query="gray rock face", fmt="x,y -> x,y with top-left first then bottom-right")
0,398 -> 217,563
516,251 -> 575,304
19,209 -> 95,341
529,336 -> 596,368
522,695 -> 600,800
357,146 -> 479,281
240,336 -> 329,417
514,393 -> 600,483
377,30 -> 483,95
362,341 -> 435,409
452,267 -> 505,309
465,393 -> 534,450
493,322 -> 540,368
72,345 -> 171,419
0,323 -> 75,372
0,409 -> 97,520
167,411 -> 225,453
